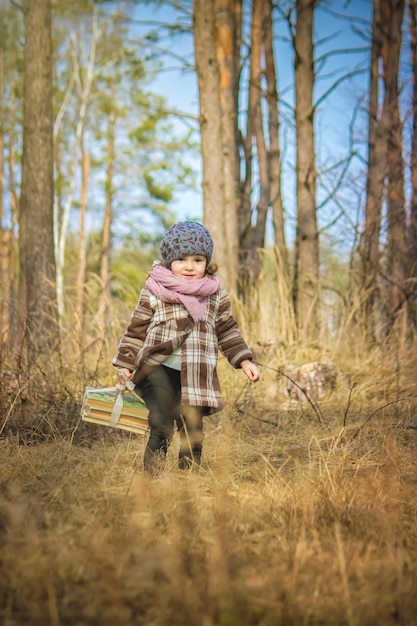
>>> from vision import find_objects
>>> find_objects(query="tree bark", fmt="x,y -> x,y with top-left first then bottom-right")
240,0 -> 269,282
74,146 -> 89,348
0,229 -> 12,344
360,0 -> 386,341
97,111 -> 115,339
0,44 -> 3,227
293,0 -> 319,338
264,0 -> 288,272
193,0 -> 229,289
251,0 -> 269,256
381,0 -> 407,323
409,0 -> 417,324
213,0 -> 241,293
0,45 -> 8,345
19,0 -> 58,355
8,77 -> 19,232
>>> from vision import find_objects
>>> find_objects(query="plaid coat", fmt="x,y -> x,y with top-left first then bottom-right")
112,287 -> 253,411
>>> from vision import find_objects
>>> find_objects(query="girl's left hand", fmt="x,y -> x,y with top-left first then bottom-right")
241,360 -> 260,382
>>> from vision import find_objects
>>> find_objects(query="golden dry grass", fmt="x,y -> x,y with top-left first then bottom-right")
1,389 -> 417,625
1,266 -> 417,625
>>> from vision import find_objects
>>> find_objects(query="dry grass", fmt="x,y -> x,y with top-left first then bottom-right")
1,391 -> 417,625
1,268 -> 417,625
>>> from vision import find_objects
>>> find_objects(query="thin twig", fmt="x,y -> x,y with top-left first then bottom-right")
350,399 -> 413,441
254,361 -> 330,431
343,382 -> 359,427
0,374 -> 36,436
237,409 -> 279,428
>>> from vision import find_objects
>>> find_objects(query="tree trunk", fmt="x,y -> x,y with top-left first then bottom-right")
213,0 -> 241,293
408,0 -> 417,325
264,0 -> 288,282
193,0 -> 229,289
97,111 -> 115,340
239,0 -> 269,282
0,46 -> 7,345
0,44 -> 4,227
251,0 -> 269,255
8,77 -> 19,231
293,0 -> 319,338
19,0 -> 58,355
360,0 -> 386,341
0,229 -> 12,344
239,44 -> 254,279
74,146 -> 89,349
381,0 -> 407,325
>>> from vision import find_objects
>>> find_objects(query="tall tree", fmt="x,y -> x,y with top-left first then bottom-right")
213,0 -> 241,292
381,0 -> 407,325
19,0 -> 58,355
264,0 -> 288,280
0,27 -> 3,229
360,0 -> 385,341
0,21 -> 7,343
193,0 -> 230,289
0,6 -> 22,347
293,0 -> 319,338
240,0 -> 271,283
96,107 -> 115,337
360,0 -> 408,341
74,143 -> 89,348
408,0 -> 417,325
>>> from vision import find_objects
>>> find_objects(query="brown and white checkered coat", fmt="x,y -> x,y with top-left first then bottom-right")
112,287 -> 253,411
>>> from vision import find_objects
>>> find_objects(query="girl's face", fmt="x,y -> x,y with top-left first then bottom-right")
170,255 -> 207,280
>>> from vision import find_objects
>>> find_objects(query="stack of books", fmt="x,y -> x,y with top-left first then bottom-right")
82,386 -> 149,435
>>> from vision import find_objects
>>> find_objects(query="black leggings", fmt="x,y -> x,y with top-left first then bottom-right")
137,365 -> 204,471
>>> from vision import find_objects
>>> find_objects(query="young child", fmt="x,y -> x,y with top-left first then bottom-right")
112,221 -> 260,473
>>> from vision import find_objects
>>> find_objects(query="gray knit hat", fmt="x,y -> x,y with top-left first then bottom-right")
160,221 -> 214,266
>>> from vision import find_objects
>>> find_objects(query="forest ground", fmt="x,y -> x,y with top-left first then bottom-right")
1,350 -> 417,626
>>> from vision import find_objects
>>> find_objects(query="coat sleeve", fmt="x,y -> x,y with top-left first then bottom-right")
215,289 -> 253,368
112,288 -> 153,372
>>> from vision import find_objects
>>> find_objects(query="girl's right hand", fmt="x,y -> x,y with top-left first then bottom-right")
118,368 -> 133,386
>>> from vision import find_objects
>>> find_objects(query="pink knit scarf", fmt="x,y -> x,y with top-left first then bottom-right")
145,264 -> 221,322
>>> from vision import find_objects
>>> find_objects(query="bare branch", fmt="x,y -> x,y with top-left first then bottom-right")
124,38 -> 194,71
315,45 -> 369,68
319,5 -> 371,29
315,29 -> 345,49
350,24 -> 372,42
9,0 -> 22,10
162,108 -> 199,128
314,67 -> 368,109
254,361 -> 331,431
351,399 -> 414,441
319,208 -> 348,233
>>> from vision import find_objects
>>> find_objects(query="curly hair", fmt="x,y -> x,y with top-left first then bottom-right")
205,262 -> 218,276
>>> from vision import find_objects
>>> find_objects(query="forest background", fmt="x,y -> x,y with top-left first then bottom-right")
1,1 -> 417,625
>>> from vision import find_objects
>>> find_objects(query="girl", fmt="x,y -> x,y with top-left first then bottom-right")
112,221 -> 260,473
